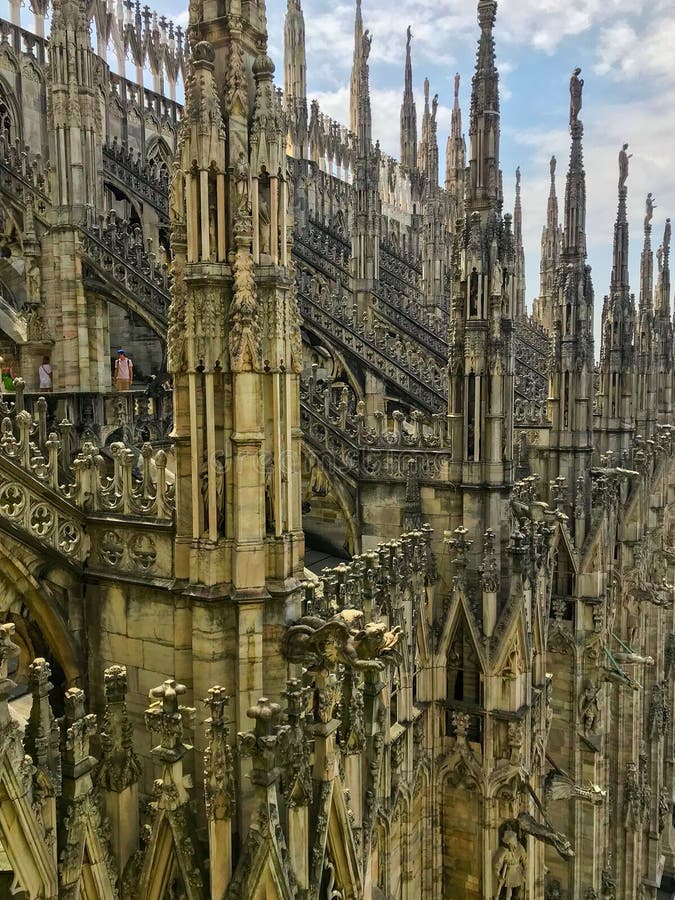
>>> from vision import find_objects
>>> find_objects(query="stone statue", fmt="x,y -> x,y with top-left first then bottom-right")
645,193 -> 656,231
550,155 -> 557,179
579,678 -> 601,735
432,93 -> 439,123
569,67 -> 583,125
665,217 -> 671,255
199,453 -> 225,535
406,25 -> 411,49
362,29 -> 372,62
618,143 -> 632,191
492,829 -> 526,900
454,72 -> 460,100
283,609 -> 402,672
233,151 -> 249,211
258,189 -> 271,256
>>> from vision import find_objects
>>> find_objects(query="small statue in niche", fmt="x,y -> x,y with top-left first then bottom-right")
578,678 -> 601,735
493,828 -> 526,899
258,184 -> 271,257
200,452 -> 225,536
233,151 -> 250,212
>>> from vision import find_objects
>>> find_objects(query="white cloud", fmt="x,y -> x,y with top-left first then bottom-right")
594,9 -> 675,82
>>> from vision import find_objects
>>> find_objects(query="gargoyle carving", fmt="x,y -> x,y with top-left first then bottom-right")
613,651 -> 654,666
517,811 -> 574,860
282,609 -> 402,672
544,771 -> 606,805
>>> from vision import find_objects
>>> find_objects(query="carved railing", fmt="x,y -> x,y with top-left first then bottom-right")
0,383 -> 174,552
20,387 -> 173,452
0,136 -> 51,219
297,270 -> 447,415
80,211 -> 171,328
0,17 -> 48,64
300,367 -> 451,482
102,140 -> 169,219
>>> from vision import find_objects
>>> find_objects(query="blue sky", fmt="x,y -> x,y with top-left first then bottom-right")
6,0 -> 674,342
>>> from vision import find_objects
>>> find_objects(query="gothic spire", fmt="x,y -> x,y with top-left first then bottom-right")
467,0 -> 500,213
562,67 -> 586,259
546,155 -> 559,235
350,0 -> 364,135
418,77 -> 439,190
284,0 -> 308,157
445,73 -> 466,215
514,167 -> 525,318
639,191 -> 655,313
400,26 -> 417,171
284,0 -> 306,104
611,143 -> 631,297
657,217 -> 672,318
534,156 -> 561,332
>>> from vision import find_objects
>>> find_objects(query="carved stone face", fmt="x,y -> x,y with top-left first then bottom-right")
363,621 -> 387,646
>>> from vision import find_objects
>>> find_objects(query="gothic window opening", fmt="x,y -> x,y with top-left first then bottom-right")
610,371 -> 618,418
454,371 -> 463,415
467,373 -> 476,459
146,139 -> 171,183
469,268 -> 479,317
390,666 -> 399,727
447,624 -> 482,706
0,97 -> 11,144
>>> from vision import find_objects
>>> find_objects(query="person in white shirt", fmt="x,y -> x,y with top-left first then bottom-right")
38,356 -> 52,392
114,349 -> 133,391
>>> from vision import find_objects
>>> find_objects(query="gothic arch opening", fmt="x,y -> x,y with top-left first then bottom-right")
0,541 -> 81,692
301,446 -> 357,570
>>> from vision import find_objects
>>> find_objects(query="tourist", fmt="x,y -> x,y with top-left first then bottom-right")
38,355 -> 52,392
1,366 -> 14,392
114,349 -> 133,391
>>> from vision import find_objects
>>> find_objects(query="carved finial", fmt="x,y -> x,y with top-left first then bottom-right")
97,665 -> 142,793
203,686 -> 235,820
25,657 -> 61,793
145,678 -> 194,762
238,698 -> 289,782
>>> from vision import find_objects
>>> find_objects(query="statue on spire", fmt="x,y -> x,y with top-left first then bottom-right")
406,24 -> 411,48
569,67 -> 583,125
454,72 -> 460,101
645,193 -> 656,231
362,29 -> 372,61
550,155 -> 556,179
618,143 -> 632,192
